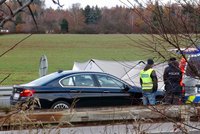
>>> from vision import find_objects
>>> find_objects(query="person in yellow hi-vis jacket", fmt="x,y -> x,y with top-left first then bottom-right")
140,59 -> 158,105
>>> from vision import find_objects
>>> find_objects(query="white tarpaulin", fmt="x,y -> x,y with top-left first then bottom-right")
72,59 -> 167,90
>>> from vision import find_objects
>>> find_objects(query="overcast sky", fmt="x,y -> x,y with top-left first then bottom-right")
45,0 -> 175,9
45,0 -> 131,9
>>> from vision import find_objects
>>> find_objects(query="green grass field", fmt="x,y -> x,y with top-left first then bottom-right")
0,34 -> 150,85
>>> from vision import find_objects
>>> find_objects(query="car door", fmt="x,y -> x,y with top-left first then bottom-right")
95,74 -> 138,106
60,73 -> 103,108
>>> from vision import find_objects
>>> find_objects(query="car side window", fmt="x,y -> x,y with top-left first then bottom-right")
74,74 -> 95,87
61,77 -> 74,86
186,56 -> 200,78
61,74 -> 95,87
96,74 -> 124,88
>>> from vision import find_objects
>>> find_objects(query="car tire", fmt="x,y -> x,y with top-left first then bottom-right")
51,101 -> 70,109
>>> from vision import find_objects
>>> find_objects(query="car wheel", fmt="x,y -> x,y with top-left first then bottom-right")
51,101 -> 70,109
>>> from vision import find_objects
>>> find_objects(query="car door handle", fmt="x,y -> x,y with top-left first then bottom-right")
70,90 -> 79,93
103,91 -> 110,93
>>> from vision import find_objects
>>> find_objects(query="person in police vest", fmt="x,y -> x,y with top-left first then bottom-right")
140,59 -> 158,105
163,57 -> 182,105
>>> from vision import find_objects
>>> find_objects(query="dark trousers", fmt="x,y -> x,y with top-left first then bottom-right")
164,91 -> 182,105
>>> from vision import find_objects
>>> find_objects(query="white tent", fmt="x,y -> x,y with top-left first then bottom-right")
72,59 -> 167,90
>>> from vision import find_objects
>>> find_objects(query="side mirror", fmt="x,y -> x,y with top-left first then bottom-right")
123,85 -> 130,92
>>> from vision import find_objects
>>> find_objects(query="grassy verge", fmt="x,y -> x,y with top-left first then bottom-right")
0,34 -> 148,85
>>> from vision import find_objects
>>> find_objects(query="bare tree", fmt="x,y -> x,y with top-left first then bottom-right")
122,0 -> 200,61
0,0 -> 63,28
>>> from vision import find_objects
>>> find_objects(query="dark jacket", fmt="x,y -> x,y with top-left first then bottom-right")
140,64 -> 158,92
163,60 -> 182,92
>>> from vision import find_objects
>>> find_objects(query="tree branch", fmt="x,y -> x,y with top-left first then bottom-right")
0,0 -> 33,27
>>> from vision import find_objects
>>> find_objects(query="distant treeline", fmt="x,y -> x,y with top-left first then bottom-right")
1,1 -> 200,34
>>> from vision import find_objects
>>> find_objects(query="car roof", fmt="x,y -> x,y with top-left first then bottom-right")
57,70 -> 110,76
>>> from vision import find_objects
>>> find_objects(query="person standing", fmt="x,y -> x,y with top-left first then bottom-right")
163,57 -> 182,105
140,59 -> 158,105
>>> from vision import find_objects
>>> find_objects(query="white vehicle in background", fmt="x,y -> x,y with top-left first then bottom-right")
180,48 -> 200,103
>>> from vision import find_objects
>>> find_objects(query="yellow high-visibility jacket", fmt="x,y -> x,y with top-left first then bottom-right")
140,68 -> 154,92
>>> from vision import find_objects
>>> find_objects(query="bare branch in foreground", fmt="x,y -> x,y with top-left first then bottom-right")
0,34 -> 32,58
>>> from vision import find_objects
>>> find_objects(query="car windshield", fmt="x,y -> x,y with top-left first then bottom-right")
185,54 -> 200,78
23,72 -> 63,86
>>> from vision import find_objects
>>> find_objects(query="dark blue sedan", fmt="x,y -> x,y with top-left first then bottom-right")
10,70 -> 163,109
